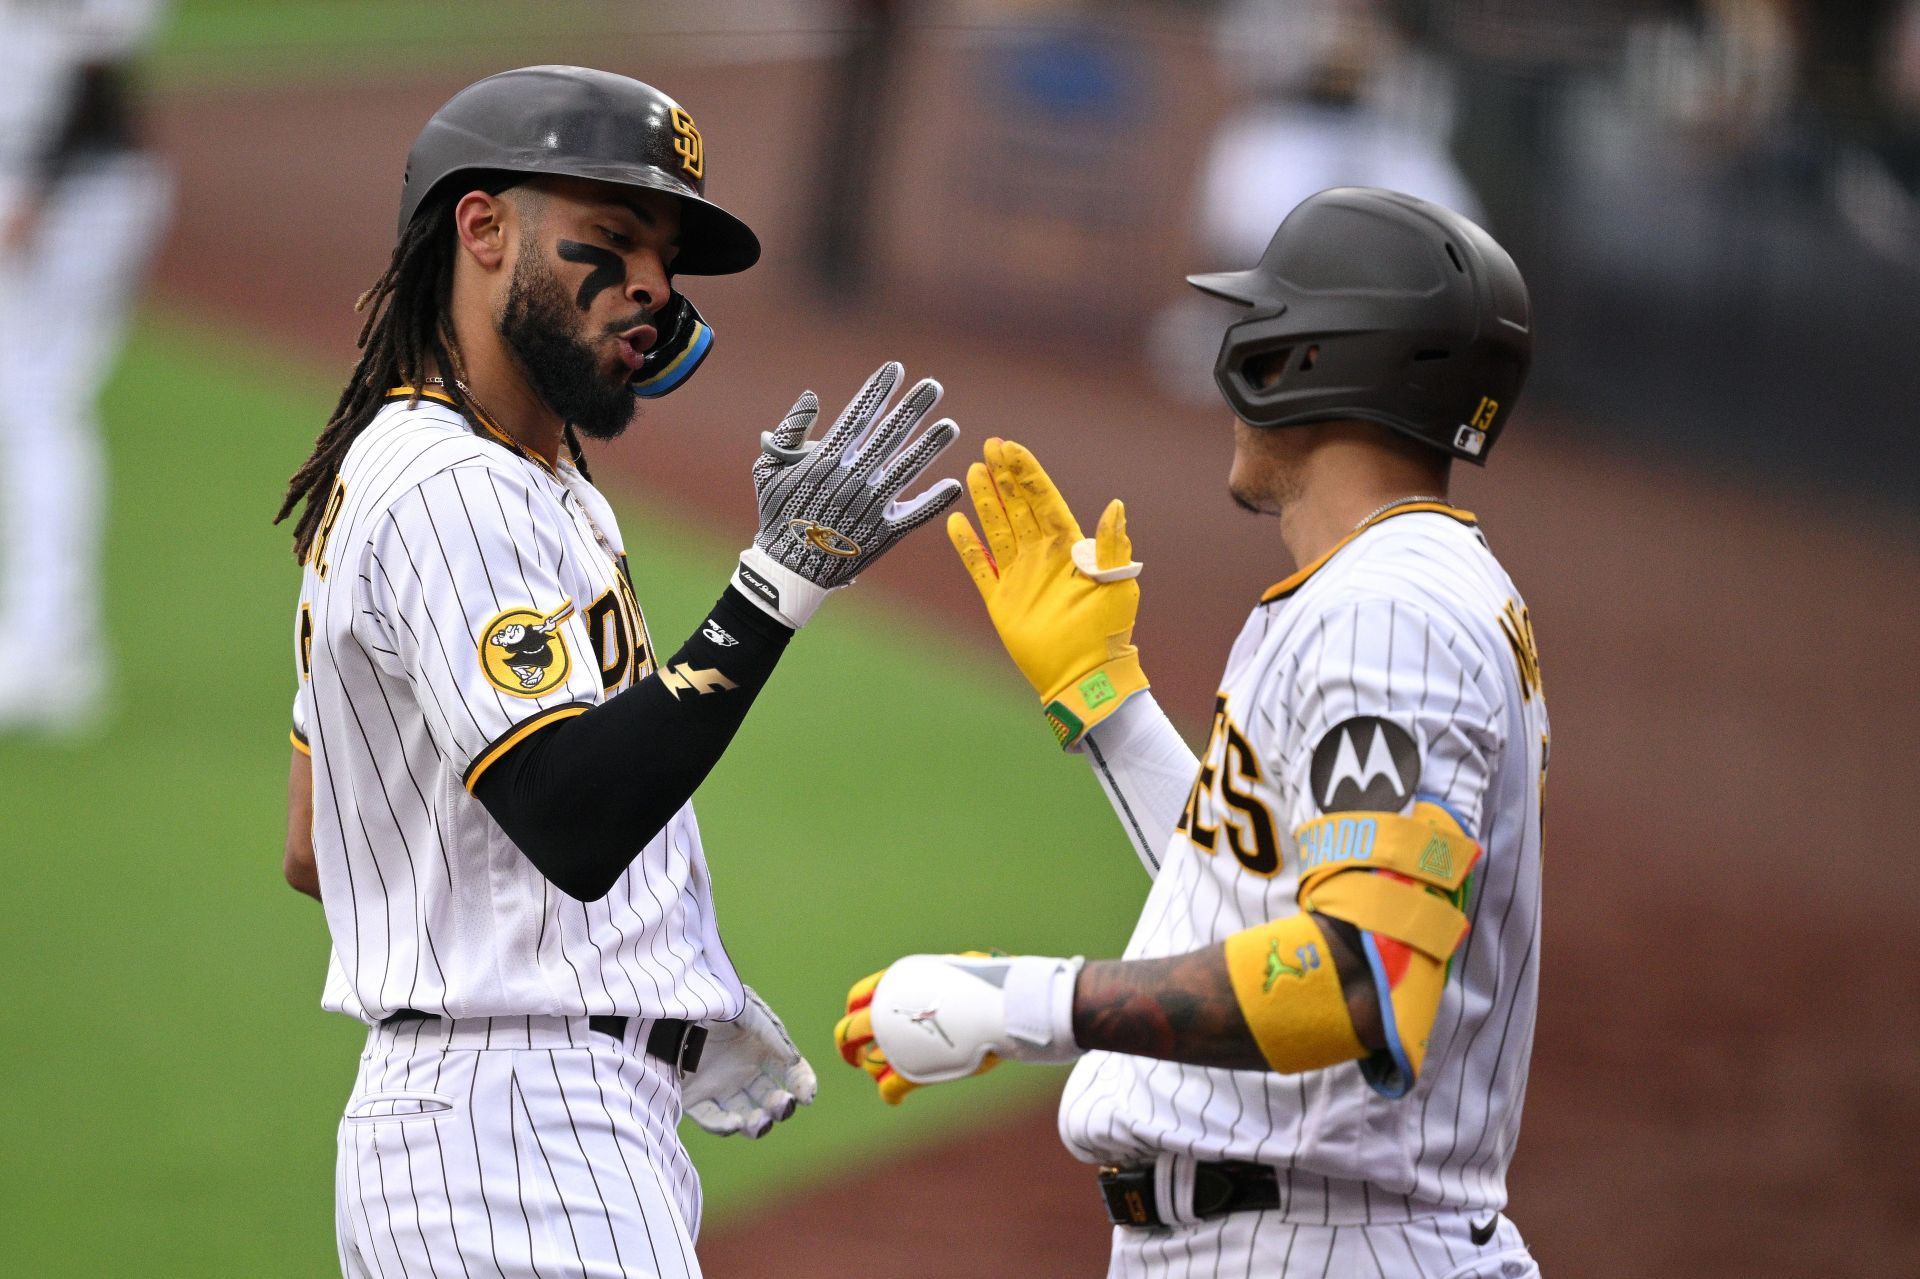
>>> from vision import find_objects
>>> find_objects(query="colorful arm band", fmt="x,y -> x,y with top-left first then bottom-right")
1224,911 -> 1368,1072
1226,802 -> 1482,1093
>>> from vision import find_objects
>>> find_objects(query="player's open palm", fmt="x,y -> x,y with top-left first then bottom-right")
948,438 -> 1148,746
751,362 -> 961,581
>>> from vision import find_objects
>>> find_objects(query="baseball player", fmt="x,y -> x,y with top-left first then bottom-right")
836,188 -> 1546,1277
276,67 -> 961,1278
0,0 -> 170,730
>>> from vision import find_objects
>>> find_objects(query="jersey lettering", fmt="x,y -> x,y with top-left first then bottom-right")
299,602 -> 314,680
585,588 -> 635,691
1219,721 -> 1281,875
1499,599 -> 1542,702
310,478 -> 347,579
1178,696 -> 1229,850
1178,695 -> 1281,875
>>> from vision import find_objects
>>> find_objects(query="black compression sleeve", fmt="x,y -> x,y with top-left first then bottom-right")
471,585 -> 793,900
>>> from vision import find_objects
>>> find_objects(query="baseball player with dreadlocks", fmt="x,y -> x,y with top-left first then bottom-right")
276,67 -> 961,1278
837,189 -> 1547,1277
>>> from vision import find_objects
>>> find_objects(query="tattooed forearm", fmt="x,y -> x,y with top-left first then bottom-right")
1071,916 -> 1384,1073
1073,947 -> 1269,1070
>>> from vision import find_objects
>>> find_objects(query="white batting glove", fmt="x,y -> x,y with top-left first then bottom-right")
865,953 -> 1085,1085
683,987 -> 818,1139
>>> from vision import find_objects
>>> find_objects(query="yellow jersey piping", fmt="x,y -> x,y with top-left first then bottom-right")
1259,502 -> 1478,605
385,386 -> 560,478
462,702 -> 592,791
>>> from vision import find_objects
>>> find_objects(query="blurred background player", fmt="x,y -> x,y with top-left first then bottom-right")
1151,0 -> 1482,403
0,0 -> 170,731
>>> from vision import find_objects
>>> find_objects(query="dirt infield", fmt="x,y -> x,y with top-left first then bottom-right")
151,60 -> 1920,1277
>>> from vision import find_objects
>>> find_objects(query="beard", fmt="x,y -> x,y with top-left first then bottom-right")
499,248 -> 641,442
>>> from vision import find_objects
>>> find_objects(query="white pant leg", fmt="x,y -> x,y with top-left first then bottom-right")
1106,1209 -> 1540,1278
0,155 -> 170,670
337,1018 -> 702,1279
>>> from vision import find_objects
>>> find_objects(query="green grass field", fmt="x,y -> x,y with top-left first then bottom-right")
152,1 -> 720,87
0,317 -> 1147,1275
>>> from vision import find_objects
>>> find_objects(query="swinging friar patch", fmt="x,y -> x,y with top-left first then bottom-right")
478,601 -> 575,697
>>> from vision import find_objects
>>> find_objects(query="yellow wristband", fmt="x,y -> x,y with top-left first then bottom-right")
1224,913 -> 1366,1074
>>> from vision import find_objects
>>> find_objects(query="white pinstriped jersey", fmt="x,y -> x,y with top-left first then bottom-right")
1062,503 -> 1548,1217
292,391 -> 745,1026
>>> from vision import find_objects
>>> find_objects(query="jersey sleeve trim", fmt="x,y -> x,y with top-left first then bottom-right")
1260,502 -> 1477,604
461,701 -> 594,792
290,728 -> 311,756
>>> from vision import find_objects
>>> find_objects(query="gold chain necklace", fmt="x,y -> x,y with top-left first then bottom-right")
423,377 -> 623,564
1353,495 -> 1446,532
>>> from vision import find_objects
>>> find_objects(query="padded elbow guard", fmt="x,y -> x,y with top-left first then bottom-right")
1226,802 -> 1481,1095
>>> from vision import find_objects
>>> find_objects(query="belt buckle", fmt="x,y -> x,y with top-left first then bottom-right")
1097,1166 -> 1160,1228
674,1023 -> 707,1077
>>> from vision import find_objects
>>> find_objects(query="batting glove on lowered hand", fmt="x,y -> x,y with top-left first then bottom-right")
731,362 -> 962,628
683,986 -> 819,1138
948,438 -> 1148,748
833,953 -> 1084,1105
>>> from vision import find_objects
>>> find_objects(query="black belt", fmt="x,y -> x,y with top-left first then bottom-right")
1097,1162 -> 1280,1228
380,1009 -> 705,1075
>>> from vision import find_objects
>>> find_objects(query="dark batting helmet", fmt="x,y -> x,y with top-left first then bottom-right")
397,65 -> 760,276
1188,187 -> 1531,463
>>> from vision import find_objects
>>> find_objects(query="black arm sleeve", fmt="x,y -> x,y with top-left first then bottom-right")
472,585 -> 793,901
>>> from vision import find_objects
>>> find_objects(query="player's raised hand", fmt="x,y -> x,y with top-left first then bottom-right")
731,362 -> 962,629
947,438 -> 1148,747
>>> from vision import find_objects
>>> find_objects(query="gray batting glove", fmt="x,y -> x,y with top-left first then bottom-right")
730,361 -> 962,627
683,986 -> 819,1139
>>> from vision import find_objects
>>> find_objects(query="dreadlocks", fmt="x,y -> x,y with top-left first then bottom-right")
274,188 -> 594,562
274,195 -> 465,560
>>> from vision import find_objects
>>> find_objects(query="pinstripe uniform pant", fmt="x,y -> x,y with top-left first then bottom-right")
336,1015 -> 702,1279
1105,1175 -> 1540,1279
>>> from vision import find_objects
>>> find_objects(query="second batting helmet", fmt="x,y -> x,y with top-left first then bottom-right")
1188,187 -> 1531,463
398,65 -> 760,276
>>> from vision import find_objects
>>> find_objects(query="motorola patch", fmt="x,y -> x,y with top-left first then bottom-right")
1309,716 -> 1419,813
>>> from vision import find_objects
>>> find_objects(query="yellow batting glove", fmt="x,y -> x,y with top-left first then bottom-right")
946,438 -> 1148,748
